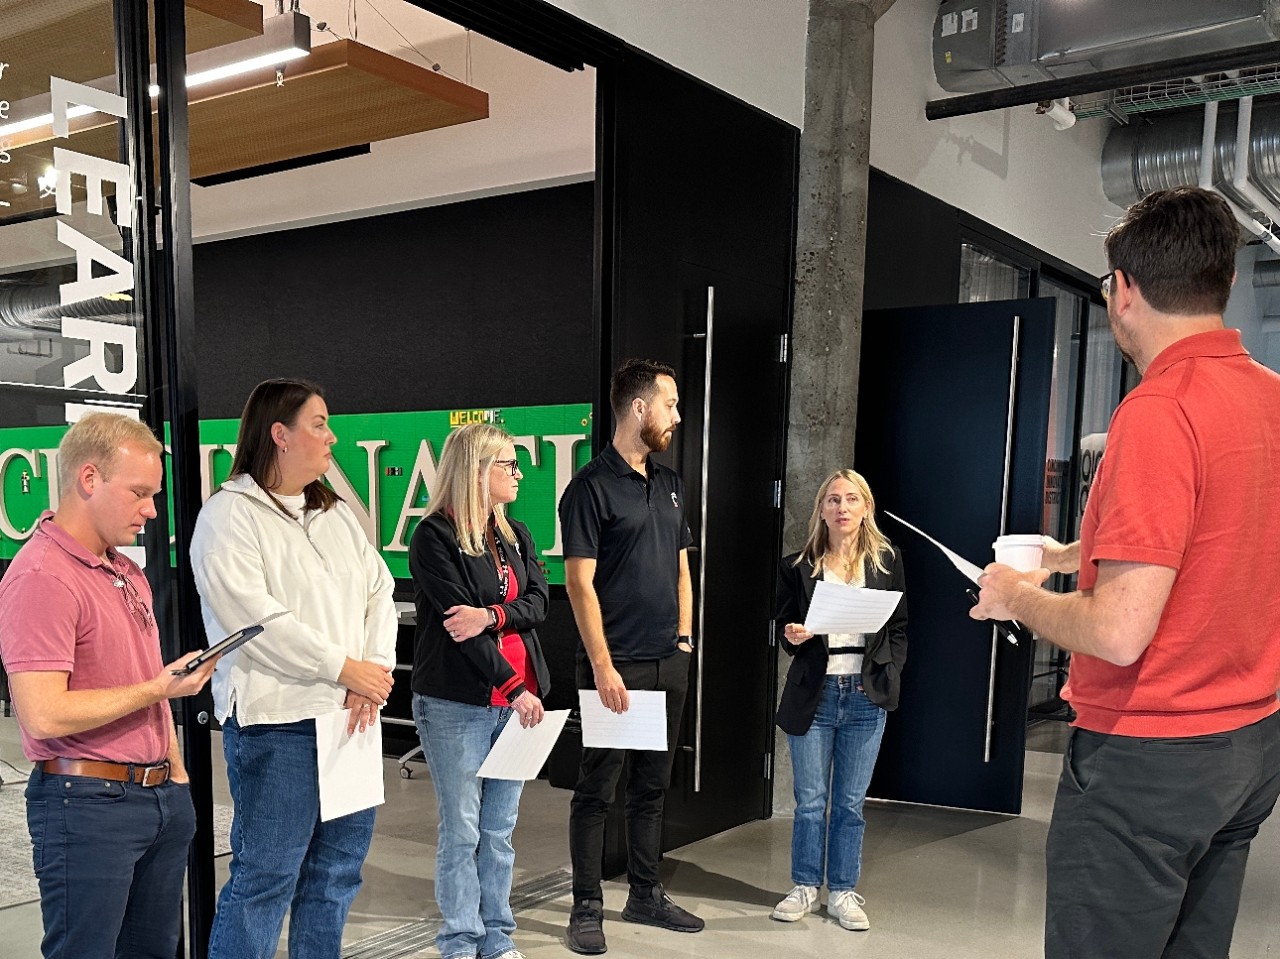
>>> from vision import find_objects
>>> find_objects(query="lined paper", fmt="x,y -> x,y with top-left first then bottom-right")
476,709 -> 571,781
803,581 -> 902,634
579,690 -> 667,751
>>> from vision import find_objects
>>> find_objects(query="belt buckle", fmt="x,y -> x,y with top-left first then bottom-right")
139,764 -> 168,787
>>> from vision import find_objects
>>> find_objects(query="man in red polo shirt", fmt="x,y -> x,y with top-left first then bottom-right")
972,186 -> 1280,959
0,412 -> 218,959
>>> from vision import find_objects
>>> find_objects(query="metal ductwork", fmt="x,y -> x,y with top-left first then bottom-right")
0,286 -> 135,343
1101,101 -> 1280,209
935,0 -> 1280,95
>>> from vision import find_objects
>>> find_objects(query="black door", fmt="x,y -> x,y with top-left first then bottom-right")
855,299 -> 1055,814
594,50 -> 798,868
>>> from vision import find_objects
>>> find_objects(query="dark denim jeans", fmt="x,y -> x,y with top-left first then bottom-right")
208,716 -> 376,959
25,766 -> 196,959
569,649 -> 691,902
1046,709 -> 1280,959
786,674 -> 887,892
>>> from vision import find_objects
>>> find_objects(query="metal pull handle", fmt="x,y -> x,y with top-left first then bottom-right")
985,315 -> 1021,764
694,286 -> 714,792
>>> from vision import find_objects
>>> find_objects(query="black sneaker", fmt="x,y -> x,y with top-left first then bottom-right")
620,885 -> 705,933
566,899 -> 607,955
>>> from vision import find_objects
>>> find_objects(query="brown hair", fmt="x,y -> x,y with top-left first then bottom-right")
609,358 -> 675,420
228,378 -> 340,516
1105,186 -> 1239,316
794,469 -> 893,577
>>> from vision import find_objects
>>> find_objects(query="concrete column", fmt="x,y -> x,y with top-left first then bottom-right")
775,0 -> 896,817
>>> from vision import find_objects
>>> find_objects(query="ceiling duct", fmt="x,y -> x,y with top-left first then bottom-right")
934,0 -> 1280,95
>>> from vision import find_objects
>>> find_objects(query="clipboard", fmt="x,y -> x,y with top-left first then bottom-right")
171,623 -> 264,675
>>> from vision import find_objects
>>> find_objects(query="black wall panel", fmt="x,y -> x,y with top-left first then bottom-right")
192,181 -> 595,417
865,169 -> 962,312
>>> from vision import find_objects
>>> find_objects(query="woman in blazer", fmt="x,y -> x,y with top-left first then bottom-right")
772,468 -> 907,933
409,423 -> 549,959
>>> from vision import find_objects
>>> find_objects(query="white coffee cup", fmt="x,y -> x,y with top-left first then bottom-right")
993,534 -> 1045,572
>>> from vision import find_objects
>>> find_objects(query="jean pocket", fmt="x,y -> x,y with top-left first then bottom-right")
60,778 -> 128,803
25,800 -> 46,872
1062,730 -> 1105,794
1139,737 -> 1231,752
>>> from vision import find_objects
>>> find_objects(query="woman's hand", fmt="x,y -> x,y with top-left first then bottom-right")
343,691 -> 380,734
510,690 -> 544,728
443,605 -> 493,642
783,623 -> 814,646
338,658 -> 394,704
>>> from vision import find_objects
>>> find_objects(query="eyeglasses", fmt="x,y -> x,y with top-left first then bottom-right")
108,567 -> 155,631
1099,268 -> 1126,302
492,458 -> 521,477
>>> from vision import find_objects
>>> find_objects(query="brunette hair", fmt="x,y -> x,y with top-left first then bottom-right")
794,469 -> 893,578
609,358 -> 675,420
425,423 -> 517,556
1105,186 -> 1239,316
228,378 -> 340,516
58,412 -> 163,493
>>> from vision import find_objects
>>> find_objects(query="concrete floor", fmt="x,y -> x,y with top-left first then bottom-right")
2,716 -> 1279,958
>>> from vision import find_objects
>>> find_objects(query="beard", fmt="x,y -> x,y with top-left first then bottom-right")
641,417 -> 673,453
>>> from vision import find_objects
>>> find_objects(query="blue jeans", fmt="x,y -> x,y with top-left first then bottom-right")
414,693 -> 526,959
25,767 -> 196,959
209,716 -> 376,959
787,675 -> 887,891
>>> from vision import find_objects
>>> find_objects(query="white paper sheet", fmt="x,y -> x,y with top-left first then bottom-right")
315,710 -> 385,822
803,581 -> 902,634
883,511 -> 986,584
476,709 -> 571,781
578,690 -> 667,751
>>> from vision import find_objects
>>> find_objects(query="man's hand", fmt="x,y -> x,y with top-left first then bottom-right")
511,690 -> 545,728
339,658 -> 394,704
155,650 -> 219,699
782,623 -> 814,646
343,691 -> 381,734
1041,536 -> 1081,575
593,661 -> 630,714
970,564 -> 1051,622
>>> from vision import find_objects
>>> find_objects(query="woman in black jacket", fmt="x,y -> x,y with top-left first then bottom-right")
771,469 -> 907,933
409,423 -> 550,959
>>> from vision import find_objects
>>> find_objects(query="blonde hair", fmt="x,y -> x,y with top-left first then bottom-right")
425,423 -> 517,556
794,469 -> 893,578
58,413 -> 163,493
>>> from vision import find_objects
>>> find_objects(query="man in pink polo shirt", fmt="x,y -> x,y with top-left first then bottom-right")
0,412 -> 218,959
973,187 -> 1280,959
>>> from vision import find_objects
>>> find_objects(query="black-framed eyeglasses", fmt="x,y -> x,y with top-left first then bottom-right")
492,458 -> 521,477
1099,268 -> 1125,302
108,566 -> 154,631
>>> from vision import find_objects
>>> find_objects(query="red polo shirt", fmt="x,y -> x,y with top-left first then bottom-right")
0,513 -> 171,762
1067,329 -> 1280,736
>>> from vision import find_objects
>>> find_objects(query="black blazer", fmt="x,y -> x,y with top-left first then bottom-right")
409,512 -> 551,706
774,545 -> 908,736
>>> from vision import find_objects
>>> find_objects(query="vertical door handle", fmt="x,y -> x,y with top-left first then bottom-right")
985,315 -> 1021,763
694,286 -> 714,792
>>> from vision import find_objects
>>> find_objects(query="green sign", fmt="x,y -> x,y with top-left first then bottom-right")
0,404 -> 593,584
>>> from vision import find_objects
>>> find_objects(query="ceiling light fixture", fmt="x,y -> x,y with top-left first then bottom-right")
0,12 -> 310,141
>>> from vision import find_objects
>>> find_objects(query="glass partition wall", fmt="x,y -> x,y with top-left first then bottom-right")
1,0 -> 209,952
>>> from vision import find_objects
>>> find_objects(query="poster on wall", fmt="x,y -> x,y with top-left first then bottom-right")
0,403 -> 593,584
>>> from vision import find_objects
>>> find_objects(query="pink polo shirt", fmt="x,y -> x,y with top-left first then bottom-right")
0,513 -> 171,762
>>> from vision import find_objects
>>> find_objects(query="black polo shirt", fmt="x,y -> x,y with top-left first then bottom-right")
559,443 -> 692,662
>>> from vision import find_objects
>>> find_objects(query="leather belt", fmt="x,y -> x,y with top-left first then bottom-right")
828,646 -> 866,654
37,758 -> 170,787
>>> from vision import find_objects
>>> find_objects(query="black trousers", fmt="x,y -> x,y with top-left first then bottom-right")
569,650 -> 691,902
1045,709 -> 1280,959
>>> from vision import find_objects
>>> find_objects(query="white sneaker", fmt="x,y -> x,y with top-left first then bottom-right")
771,884 -> 819,921
490,951 -> 527,959
827,889 -> 869,930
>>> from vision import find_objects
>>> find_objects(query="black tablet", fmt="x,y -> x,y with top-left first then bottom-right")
171,624 -> 264,675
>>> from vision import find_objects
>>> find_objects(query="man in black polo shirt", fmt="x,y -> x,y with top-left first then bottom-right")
559,358 -> 703,955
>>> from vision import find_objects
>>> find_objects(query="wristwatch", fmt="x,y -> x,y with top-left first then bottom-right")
678,634 -> 695,650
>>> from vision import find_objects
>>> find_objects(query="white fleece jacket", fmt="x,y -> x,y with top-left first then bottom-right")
189,473 -> 398,726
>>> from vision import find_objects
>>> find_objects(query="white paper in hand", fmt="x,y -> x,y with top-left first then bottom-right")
476,709 -> 571,781
803,581 -> 902,634
578,690 -> 667,750
315,710 -> 385,822
883,511 -> 986,584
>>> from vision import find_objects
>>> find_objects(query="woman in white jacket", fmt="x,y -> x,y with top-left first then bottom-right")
190,378 -> 397,959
